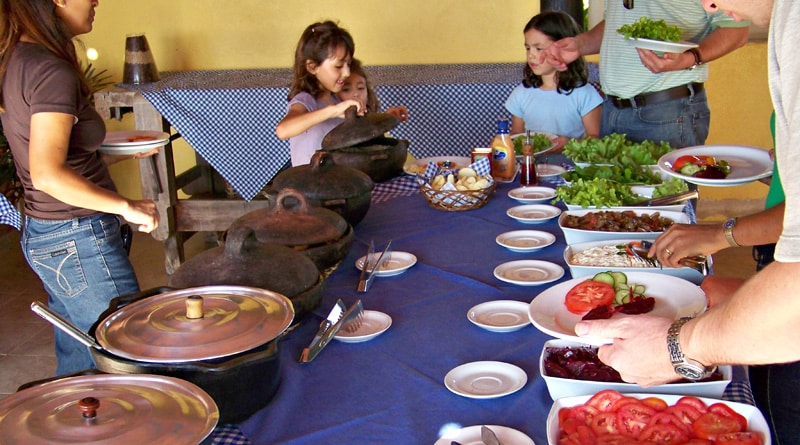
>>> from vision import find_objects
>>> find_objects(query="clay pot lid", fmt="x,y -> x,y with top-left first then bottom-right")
229,188 -> 348,246
321,105 -> 399,150
95,282 -> 295,363
272,151 -> 374,199
0,374 -> 218,444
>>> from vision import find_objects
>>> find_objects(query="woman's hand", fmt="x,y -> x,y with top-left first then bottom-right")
122,199 -> 159,233
647,223 -> 727,267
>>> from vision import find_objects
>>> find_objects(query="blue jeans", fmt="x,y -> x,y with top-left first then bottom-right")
750,362 -> 800,445
601,89 -> 710,148
22,214 -> 139,375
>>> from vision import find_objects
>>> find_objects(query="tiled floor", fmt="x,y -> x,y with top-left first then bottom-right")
0,214 -> 759,401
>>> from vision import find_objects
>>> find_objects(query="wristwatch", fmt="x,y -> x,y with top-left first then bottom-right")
687,48 -> 703,70
667,317 -> 716,380
723,217 -> 740,247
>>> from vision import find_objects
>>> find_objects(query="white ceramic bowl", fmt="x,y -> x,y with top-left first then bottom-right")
547,392 -> 770,445
564,239 -> 705,284
540,339 -> 732,401
558,208 -> 689,245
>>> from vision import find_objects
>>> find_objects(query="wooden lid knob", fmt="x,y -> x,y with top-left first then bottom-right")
78,397 -> 100,419
186,295 -> 204,319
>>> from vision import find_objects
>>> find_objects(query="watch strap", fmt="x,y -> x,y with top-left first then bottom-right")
724,217 -> 740,247
687,48 -> 703,70
667,317 -> 716,380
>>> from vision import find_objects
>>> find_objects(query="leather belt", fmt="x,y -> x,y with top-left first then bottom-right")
609,83 -> 704,109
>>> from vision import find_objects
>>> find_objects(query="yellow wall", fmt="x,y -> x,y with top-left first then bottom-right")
88,1 -> 772,202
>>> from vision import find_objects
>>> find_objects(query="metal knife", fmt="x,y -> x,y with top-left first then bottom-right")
299,300 -> 363,363
299,299 -> 346,363
481,426 -> 503,445
358,240 -> 392,292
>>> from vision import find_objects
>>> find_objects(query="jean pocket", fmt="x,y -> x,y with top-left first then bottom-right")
28,240 -> 89,299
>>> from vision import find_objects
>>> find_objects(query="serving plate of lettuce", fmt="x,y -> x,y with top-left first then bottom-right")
563,133 -> 675,167
554,177 -> 688,211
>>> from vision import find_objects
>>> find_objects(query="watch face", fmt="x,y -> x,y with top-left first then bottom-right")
724,218 -> 736,230
675,364 -> 706,381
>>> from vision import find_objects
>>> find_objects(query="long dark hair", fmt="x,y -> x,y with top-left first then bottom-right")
522,10 -> 587,94
348,58 -> 380,112
0,0 -> 89,110
288,20 -> 355,100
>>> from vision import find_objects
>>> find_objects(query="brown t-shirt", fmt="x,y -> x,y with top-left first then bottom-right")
1,42 -> 114,219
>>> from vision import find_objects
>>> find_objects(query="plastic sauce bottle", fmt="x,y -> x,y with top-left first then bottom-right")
519,130 -> 538,186
490,119 -> 516,181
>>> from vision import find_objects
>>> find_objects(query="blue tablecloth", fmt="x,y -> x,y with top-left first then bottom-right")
120,64 -> 523,200
0,193 -> 21,230
208,176 -> 750,445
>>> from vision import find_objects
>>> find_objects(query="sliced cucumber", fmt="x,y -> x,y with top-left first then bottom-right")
609,271 -> 628,285
615,288 -> 631,305
592,272 -> 616,286
633,284 -> 646,296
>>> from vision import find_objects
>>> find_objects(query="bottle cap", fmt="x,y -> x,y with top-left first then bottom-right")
496,119 -> 510,133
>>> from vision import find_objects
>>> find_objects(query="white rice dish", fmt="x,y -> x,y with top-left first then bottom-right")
570,245 -> 655,268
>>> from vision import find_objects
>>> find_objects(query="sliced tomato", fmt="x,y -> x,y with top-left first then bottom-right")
676,396 -> 708,414
708,403 -> 748,431
673,154 -> 714,170
609,396 -> 642,413
692,412 -> 742,440
647,412 -> 692,436
571,404 -> 601,425
638,422 -> 689,444
616,402 -> 656,438
595,434 -> 639,445
639,396 -> 669,412
591,412 -> 619,435
665,403 -> 703,429
565,280 -> 616,314
587,389 -> 626,412
715,431 -> 763,445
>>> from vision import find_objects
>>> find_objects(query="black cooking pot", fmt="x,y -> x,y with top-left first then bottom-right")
321,106 -> 409,183
272,151 -> 374,226
227,188 -> 354,273
168,225 -> 324,319
83,285 -> 294,424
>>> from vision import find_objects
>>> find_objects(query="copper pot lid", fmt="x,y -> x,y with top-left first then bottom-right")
95,285 -> 294,362
321,105 -> 399,150
0,374 -> 218,444
230,188 -> 348,246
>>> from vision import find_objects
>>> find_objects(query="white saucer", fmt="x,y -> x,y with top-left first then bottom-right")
355,251 -> 417,277
434,424 -> 535,445
537,164 -> 567,178
444,361 -> 527,399
507,204 -> 562,224
100,131 -> 170,155
334,310 -> 392,343
494,260 -> 564,286
495,230 -> 556,252
468,300 -> 531,333
507,186 -> 556,204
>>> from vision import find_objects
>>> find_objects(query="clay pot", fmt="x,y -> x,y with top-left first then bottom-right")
227,188 -> 353,272
271,151 -> 374,226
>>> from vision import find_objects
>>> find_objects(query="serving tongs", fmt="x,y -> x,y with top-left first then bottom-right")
631,189 -> 699,207
357,240 -> 393,292
628,240 -> 711,275
299,299 -> 364,363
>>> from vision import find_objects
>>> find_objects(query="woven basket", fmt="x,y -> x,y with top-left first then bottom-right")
419,180 -> 497,211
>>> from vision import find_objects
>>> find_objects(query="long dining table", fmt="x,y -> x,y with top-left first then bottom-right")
207,173 -> 752,445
